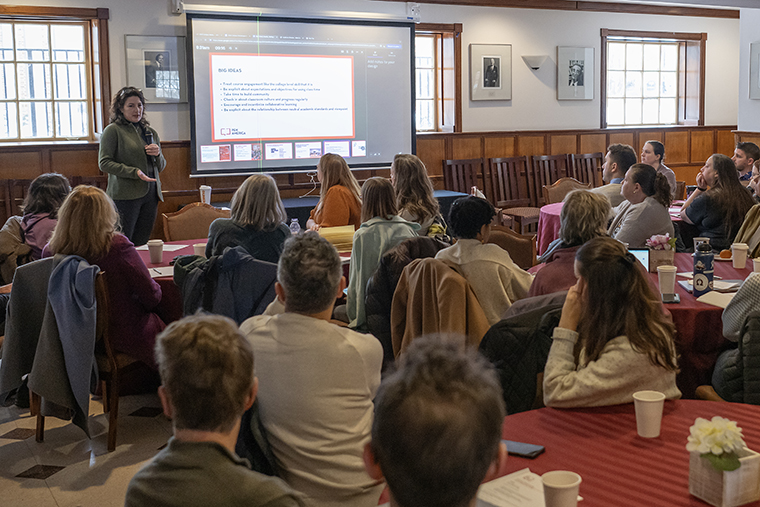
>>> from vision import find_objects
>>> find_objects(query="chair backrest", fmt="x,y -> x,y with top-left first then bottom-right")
542,177 -> 592,205
486,224 -> 537,270
488,156 -> 532,209
569,152 -> 604,187
162,202 -> 230,241
72,175 -> 109,191
530,155 -> 570,206
94,271 -> 114,364
675,180 -> 686,200
4,179 -> 33,218
443,158 -> 487,199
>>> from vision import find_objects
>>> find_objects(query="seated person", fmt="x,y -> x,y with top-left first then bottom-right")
529,190 -> 609,297
125,315 -> 303,507
206,174 -> 290,262
240,233 -> 383,507
391,154 -> 446,236
733,141 -> 760,185
641,140 -> 676,198
680,154 -> 755,252
543,237 -> 681,408
608,163 -> 674,248
363,335 -> 507,507
748,159 -> 760,201
346,177 -> 418,330
436,196 -> 532,325
589,143 -> 637,208
20,173 -> 71,261
306,153 -> 362,231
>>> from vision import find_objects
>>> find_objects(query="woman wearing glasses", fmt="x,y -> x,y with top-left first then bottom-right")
98,87 -> 166,246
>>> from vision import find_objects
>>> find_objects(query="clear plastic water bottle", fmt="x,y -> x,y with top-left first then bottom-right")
289,218 -> 301,235
693,242 -> 714,297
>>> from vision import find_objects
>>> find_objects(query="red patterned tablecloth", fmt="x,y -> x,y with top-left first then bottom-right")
537,202 -> 563,256
502,399 -> 760,506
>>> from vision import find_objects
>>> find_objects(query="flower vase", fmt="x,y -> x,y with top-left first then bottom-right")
648,248 -> 675,273
689,448 -> 760,507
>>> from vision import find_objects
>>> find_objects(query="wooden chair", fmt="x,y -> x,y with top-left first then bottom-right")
675,180 -> 686,200
488,156 -> 540,234
72,175 -> 109,191
4,179 -> 33,218
542,177 -> 592,205
530,155 -> 570,206
486,224 -> 537,270
443,158 -> 488,200
162,202 -> 230,241
569,152 -> 604,187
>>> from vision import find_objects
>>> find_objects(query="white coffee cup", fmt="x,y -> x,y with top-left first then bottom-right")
656,265 -> 677,295
147,239 -> 164,264
732,243 -> 749,269
633,390 -> 666,438
542,470 -> 581,507
753,258 -> 760,273
193,243 -> 207,257
199,185 -> 212,204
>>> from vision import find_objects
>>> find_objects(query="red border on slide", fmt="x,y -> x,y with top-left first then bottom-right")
209,53 -> 355,143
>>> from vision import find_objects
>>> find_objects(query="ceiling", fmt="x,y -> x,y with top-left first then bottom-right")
566,0 -> 760,9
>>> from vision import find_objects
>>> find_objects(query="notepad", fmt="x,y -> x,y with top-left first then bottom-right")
696,291 -> 736,308
318,225 -> 355,253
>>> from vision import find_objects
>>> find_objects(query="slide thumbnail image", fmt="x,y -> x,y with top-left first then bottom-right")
352,141 -> 366,157
200,144 -> 232,163
324,141 -> 350,158
265,143 -> 294,160
234,143 -> 263,161
295,142 -> 322,159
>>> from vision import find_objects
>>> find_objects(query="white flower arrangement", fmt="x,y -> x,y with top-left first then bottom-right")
647,233 -> 676,251
686,416 -> 747,471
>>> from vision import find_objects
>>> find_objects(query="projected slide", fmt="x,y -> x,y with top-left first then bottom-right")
211,54 -> 355,142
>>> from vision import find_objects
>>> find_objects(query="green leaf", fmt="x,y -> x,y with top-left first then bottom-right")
702,452 -> 741,472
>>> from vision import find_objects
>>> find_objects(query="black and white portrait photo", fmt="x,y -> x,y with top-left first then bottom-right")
144,51 -> 170,89
568,60 -> 584,87
483,57 -> 500,88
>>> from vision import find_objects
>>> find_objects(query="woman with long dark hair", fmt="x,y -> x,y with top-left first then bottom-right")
99,86 -> 166,246
543,237 -> 680,407
391,154 -> 442,236
20,173 -> 71,260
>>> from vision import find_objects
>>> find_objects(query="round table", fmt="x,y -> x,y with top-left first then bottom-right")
502,400 -> 760,506
537,202 -> 563,256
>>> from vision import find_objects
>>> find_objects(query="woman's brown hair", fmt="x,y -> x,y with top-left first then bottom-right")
392,154 -> 439,222
47,185 -> 119,261
628,163 -> 672,208
361,177 -> 397,223
705,154 -> 755,238
109,86 -> 150,128
316,153 -> 361,214
575,237 -> 678,371
230,174 -> 287,230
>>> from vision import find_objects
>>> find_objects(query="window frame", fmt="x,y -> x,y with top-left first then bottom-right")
600,29 -> 706,129
0,6 -> 110,142
414,23 -> 462,133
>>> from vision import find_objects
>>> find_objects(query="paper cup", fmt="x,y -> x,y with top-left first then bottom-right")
656,265 -> 677,295
633,390 -> 666,438
193,243 -> 207,257
732,243 -> 749,269
199,185 -> 212,204
753,258 -> 760,273
147,239 -> 164,264
542,471 -> 581,507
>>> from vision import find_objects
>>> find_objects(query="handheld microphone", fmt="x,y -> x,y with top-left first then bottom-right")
145,132 -> 156,173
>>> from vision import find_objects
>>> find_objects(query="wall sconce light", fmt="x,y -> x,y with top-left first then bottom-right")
522,55 -> 549,70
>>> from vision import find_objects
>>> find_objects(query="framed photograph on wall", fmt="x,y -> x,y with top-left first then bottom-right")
557,46 -> 593,100
750,42 -> 760,99
125,35 -> 187,103
470,44 -> 511,101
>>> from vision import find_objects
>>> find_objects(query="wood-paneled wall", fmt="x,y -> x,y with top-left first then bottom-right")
0,124 -> 738,239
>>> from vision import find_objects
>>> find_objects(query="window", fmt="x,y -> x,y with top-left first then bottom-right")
0,7 -> 110,142
601,29 -> 706,128
414,24 -> 462,133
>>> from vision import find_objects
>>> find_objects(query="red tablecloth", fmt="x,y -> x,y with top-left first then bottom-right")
537,202 -> 563,256
502,399 -> 760,506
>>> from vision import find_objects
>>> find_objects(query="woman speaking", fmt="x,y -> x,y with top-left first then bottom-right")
99,86 -> 166,246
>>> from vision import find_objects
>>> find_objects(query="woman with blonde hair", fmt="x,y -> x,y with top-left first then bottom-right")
45,186 -> 164,370
345,177 -> 418,330
391,154 -> 442,236
543,236 -> 681,407
306,153 -> 362,231
205,174 -> 289,262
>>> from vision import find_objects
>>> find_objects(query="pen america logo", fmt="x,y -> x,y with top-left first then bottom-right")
219,128 -> 247,136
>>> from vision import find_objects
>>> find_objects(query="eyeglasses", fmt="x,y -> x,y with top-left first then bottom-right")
117,87 -> 142,98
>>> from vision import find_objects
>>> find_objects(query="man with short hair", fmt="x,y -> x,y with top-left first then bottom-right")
240,233 -> 384,507
733,142 -> 760,185
589,143 -> 637,208
125,315 -> 302,507
363,336 -> 507,507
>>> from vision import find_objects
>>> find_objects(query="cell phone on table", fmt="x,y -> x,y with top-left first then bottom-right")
502,440 -> 545,459
662,293 -> 680,304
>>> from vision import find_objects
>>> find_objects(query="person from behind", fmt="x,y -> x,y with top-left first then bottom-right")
529,190 -> 609,297
436,196 -> 532,325
240,233 -> 383,507
306,153 -> 362,231
641,140 -> 676,198
206,174 -> 290,262
733,142 -> 760,185
363,335 -> 507,507
345,177 -> 418,330
680,154 -> 756,252
543,236 -> 681,408
391,154 -> 445,236
608,163 -> 674,248
589,143 -> 637,208
20,173 -> 71,261
125,315 -> 303,507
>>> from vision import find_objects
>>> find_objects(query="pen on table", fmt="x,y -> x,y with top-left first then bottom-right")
153,268 -> 162,275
